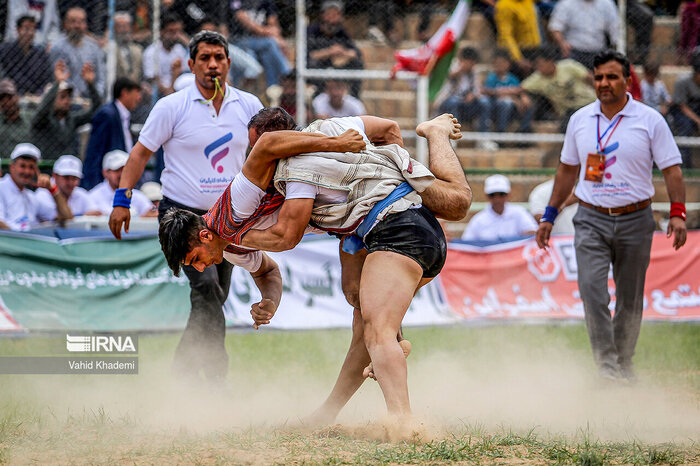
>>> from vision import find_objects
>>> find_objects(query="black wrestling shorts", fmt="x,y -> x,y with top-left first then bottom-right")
363,205 -> 447,278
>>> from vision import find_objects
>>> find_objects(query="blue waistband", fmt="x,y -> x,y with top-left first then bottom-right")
341,181 -> 414,255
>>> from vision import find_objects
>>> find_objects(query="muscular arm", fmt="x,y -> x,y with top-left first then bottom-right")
53,191 -> 74,222
242,130 -> 365,190
550,30 -> 571,57
662,164 -> 687,250
235,10 -> 270,37
359,115 -> 404,147
547,162 -> 579,210
679,103 -> 700,126
536,162 -> 579,248
119,142 -> 154,190
240,198 -> 314,251
109,142 -> 154,239
249,252 -> 283,328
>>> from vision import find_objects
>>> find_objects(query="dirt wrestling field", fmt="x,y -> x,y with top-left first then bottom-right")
1,323 -> 699,464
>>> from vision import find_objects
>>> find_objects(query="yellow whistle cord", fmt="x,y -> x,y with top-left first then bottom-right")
201,77 -> 224,104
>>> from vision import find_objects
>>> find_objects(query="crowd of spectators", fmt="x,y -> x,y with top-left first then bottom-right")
0,0 -> 698,233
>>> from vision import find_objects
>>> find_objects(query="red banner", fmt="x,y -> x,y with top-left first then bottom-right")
441,231 -> 700,321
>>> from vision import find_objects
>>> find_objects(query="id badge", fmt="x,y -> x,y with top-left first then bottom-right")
584,152 -> 605,182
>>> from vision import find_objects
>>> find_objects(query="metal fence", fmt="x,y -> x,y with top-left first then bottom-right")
0,0 -> 698,169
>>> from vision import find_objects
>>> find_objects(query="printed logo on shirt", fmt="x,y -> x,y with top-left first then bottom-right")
204,132 -> 233,174
604,154 -> 617,179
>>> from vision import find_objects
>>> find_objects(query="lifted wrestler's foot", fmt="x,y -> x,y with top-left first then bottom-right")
416,114 -> 462,140
363,339 -> 412,380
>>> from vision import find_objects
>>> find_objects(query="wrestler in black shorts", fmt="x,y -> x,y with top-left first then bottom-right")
364,205 -> 447,278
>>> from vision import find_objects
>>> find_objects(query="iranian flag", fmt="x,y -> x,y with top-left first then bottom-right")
392,0 -> 470,101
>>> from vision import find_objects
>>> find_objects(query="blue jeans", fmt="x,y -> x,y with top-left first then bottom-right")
235,36 -> 291,87
439,96 -> 489,132
671,104 -> 698,168
482,97 -> 516,132
482,96 -> 535,132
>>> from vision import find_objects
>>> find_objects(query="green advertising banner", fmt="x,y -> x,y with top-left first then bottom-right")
0,231 -> 190,332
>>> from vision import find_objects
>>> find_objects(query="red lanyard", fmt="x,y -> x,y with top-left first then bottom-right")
596,115 -> 623,154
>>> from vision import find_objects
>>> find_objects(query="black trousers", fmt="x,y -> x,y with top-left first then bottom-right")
159,197 -> 234,382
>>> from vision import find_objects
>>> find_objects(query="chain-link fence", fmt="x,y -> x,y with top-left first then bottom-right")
0,0 -> 698,170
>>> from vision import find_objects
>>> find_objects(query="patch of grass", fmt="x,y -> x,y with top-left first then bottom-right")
625,442 -> 684,465
358,438 -> 475,463
0,324 -> 699,463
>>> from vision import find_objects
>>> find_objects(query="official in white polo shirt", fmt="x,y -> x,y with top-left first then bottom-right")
88,150 -> 154,216
461,174 -> 538,242
107,30 -> 265,384
0,143 -> 61,231
36,154 -> 101,217
537,50 -> 687,383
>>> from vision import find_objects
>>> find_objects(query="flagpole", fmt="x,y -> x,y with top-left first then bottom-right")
416,76 -> 429,165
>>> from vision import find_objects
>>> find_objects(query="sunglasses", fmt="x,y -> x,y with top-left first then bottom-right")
487,192 -> 507,198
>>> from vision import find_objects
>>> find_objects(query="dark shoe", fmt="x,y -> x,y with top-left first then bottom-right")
598,365 -> 627,385
619,365 -> 637,384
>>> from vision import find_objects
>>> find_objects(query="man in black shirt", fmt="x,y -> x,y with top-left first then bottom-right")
307,0 -> 364,97
228,0 -> 290,87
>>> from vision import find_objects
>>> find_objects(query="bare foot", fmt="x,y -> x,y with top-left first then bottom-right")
301,406 -> 338,428
416,114 -> 462,140
363,339 -> 412,380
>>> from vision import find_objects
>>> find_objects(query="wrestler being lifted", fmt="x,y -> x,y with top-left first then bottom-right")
159,111 -> 470,423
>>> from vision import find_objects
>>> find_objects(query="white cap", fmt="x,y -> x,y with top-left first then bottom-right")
140,181 -> 163,201
53,154 -> 83,178
102,150 -> 129,171
174,73 -> 195,92
10,143 -> 41,161
484,174 -> 511,195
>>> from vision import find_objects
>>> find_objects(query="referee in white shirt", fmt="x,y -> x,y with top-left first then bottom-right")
536,50 -> 687,383
108,31 -> 264,383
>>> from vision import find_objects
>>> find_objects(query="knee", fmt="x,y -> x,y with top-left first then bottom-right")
497,99 -> 515,110
343,284 -> 361,310
362,317 -> 394,348
440,184 -> 473,222
262,38 -> 279,53
440,97 -> 458,112
478,96 -> 491,108
350,311 -> 365,343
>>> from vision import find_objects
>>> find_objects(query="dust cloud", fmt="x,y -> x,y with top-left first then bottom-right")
4,332 -> 700,448
407,341 -> 700,445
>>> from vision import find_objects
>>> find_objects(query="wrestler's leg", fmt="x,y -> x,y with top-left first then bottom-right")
306,244 -> 370,426
417,114 -> 472,221
360,251 -> 424,417
306,307 -> 370,426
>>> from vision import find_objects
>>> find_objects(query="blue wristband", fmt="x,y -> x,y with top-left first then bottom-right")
113,188 -> 132,208
541,206 -> 559,224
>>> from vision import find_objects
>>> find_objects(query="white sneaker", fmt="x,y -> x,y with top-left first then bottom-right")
367,26 -> 387,44
477,140 -> 499,151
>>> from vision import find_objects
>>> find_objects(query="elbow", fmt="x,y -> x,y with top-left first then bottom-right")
254,130 -> 282,155
269,226 -> 304,252
386,125 -> 403,146
442,187 -> 473,222
278,231 -> 304,251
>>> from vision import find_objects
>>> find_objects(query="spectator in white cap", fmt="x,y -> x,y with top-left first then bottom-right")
35,154 -> 101,218
461,174 -> 538,242
87,150 -> 155,217
139,181 -> 163,210
0,143 -> 70,230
